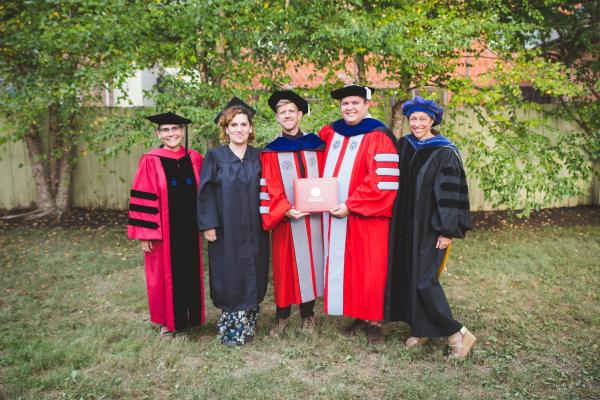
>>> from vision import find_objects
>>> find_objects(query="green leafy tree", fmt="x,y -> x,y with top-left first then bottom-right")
449,53 -> 588,215
0,0 -> 148,219
450,0 -> 599,214
7,0 -> 593,215
94,0 -> 294,157
490,0 -> 599,156
271,1 -> 524,126
274,0 -> 596,214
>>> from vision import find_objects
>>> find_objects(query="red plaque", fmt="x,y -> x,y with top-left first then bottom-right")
294,178 -> 339,212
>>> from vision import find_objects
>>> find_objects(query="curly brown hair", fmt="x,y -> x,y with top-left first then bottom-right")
218,107 -> 255,144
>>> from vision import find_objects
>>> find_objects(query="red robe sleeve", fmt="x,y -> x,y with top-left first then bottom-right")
345,130 -> 399,217
128,155 -> 163,241
260,151 -> 292,231
318,125 -> 334,177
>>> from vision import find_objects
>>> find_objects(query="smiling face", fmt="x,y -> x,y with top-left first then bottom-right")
275,101 -> 303,135
408,111 -> 435,140
156,124 -> 184,151
226,112 -> 252,146
340,96 -> 370,126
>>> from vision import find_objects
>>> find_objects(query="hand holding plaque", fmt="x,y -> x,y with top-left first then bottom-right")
285,208 -> 310,220
293,178 -> 339,213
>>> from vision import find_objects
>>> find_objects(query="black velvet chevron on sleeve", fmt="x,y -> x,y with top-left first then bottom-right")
128,218 -> 159,229
129,203 -> 159,214
431,152 -> 473,238
130,189 -> 158,201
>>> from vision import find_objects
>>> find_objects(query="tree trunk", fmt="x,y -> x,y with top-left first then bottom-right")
213,33 -> 226,87
20,108 -> 76,220
354,54 -> 366,85
54,143 -> 73,220
24,123 -> 55,213
54,113 -> 77,218
390,95 -> 408,138
197,47 -> 209,84
390,83 -> 413,138
48,103 -> 60,197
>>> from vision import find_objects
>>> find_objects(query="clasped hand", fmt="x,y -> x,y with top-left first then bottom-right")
436,235 -> 452,250
204,228 -> 217,242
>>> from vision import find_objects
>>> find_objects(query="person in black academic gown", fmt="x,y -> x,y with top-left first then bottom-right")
197,97 -> 269,346
384,96 -> 477,358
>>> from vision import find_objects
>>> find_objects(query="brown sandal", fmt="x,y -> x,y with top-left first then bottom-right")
405,336 -> 430,348
448,327 -> 476,358
301,316 -> 315,335
269,318 -> 288,337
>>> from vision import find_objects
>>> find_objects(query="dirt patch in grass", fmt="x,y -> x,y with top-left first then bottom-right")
0,207 -> 127,229
472,205 -> 600,230
1,206 -> 599,231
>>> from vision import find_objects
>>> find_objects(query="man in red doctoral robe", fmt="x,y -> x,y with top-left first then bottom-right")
128,112 -> 204,336
319,85 -> 398,344
260,90 -> 325,336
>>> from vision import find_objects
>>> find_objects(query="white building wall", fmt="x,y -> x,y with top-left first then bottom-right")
103,68 -> 185,108
109,69 -> 159,107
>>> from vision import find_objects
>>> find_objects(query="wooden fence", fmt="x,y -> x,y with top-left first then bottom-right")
1,108 -> 598,211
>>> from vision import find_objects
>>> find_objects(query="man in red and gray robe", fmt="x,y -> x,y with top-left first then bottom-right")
260,90 -> 325,336
319,85 -> 398,344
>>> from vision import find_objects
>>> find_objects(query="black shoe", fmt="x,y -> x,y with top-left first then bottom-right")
366,325 -> 384,345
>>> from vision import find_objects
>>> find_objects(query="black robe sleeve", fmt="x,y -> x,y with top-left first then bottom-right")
197,150 -> 222,231
430,148 -> 473,238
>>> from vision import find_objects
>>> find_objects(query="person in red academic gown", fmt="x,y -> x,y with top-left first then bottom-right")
260,90 -> 325,336
319,84 -> 398,344
127,112 -> 204,336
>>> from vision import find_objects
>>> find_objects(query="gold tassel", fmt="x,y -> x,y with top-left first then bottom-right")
437,242 -> 453,278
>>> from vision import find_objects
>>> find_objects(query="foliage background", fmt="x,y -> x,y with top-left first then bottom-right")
1,0 -> 599,217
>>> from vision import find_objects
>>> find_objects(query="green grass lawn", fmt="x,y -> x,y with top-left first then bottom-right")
1,219 -> 599,399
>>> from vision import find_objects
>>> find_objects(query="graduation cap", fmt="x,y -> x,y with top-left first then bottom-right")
268,90 -> 310,115
213,96 -> 257,124
146,112 -> 193,154
330,84 -> 375,100
146,112 -> 192,126
401,96 -> 444,126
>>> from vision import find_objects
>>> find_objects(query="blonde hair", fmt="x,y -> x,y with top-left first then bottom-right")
275,99 -> 297,111
218,107 -> 255,144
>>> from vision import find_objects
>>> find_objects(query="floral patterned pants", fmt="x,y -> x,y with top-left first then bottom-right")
217,308 -> 258,345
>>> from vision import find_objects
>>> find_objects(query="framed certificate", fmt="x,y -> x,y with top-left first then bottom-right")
294,178 -> 339,212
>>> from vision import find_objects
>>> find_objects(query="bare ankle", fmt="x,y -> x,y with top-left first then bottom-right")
448,331 -> 462,344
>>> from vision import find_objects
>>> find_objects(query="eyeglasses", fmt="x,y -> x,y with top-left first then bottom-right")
157,126 -> 182,133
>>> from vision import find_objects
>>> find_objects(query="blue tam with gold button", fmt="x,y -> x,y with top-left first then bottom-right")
402,96 -> 444,126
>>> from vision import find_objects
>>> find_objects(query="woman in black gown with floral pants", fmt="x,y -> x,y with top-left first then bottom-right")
197,97 -> 269,346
